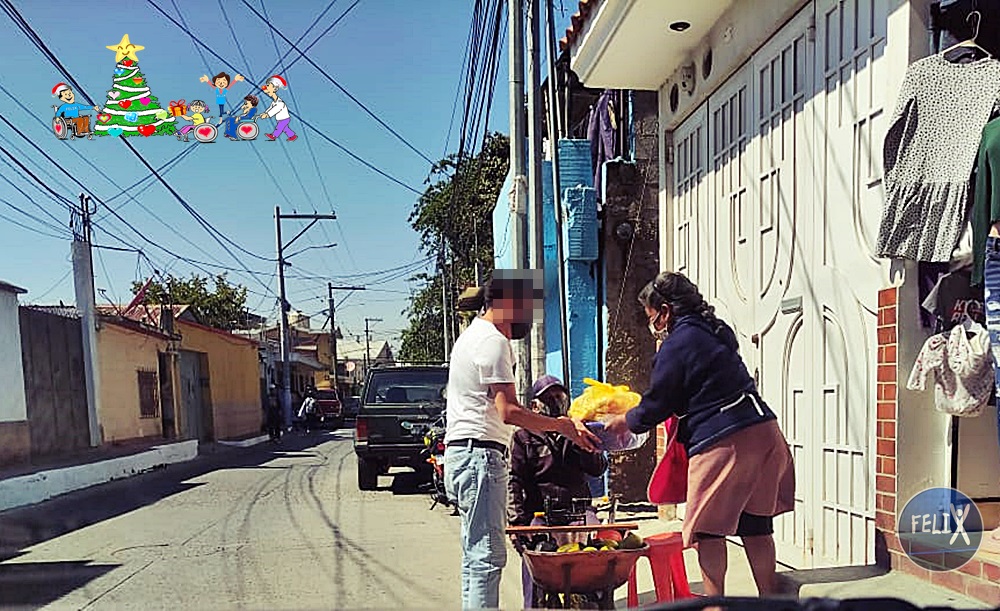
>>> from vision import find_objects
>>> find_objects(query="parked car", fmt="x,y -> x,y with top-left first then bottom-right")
311,389 -> 344,428
353,365 -> 448,490
342,395 -> 361,419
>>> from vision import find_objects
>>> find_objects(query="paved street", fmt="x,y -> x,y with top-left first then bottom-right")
0,428 -> 501,610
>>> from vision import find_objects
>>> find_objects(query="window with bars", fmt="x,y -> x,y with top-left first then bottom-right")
138,369 -> 159,419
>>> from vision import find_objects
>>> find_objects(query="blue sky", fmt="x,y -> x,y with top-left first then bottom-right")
0,0 -> 573,347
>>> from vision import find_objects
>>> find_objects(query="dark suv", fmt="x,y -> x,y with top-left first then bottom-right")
353,365 -> 448,490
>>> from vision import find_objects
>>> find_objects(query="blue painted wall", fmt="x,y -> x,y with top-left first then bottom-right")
541,161 -> 564,377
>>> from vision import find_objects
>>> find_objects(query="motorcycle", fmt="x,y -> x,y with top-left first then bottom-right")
421,414 -> 453,512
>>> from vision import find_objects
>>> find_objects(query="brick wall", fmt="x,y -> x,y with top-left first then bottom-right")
876,286 -> 1000,606
874,286 -> 899,565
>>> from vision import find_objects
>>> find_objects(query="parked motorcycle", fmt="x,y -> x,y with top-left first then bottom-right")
421,414 -> 452,512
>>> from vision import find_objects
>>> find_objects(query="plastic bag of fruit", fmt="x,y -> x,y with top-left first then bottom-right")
567,378 -> 642,421
568,379 -> 648,452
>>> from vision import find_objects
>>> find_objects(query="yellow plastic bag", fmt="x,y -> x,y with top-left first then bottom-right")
568,378 -> 642,421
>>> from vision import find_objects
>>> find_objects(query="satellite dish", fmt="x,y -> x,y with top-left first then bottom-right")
345,361 -> 356,373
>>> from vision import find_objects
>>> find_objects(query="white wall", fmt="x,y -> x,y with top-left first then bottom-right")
0,291 -> 27,423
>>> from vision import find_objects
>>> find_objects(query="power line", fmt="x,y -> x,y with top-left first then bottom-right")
239,0 -> 435,166
142,0 -> 423,196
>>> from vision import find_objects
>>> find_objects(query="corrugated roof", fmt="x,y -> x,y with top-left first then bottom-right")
560,0 -> 601,52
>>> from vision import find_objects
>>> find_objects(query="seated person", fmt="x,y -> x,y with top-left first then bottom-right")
509,375 -> 608,609
176,100 -> 208,142
223,94 -> 259,141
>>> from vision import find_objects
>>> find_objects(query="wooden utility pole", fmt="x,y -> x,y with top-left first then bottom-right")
275,207 -> 336,428
365,317 -> 382,373
328,283 -> 364,396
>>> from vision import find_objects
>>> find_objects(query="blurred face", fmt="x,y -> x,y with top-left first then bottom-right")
539,387 -> 570,416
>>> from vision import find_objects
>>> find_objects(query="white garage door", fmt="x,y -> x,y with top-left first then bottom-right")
671,0 -> 888,568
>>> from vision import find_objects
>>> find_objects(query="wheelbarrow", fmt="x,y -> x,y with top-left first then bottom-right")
507,523 -> 647,609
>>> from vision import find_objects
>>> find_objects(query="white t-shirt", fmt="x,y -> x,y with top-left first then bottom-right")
444,317 -> 515,446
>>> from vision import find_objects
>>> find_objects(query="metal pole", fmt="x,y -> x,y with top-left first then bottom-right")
275,206 -> 293,429
527,0 -> 546,382
73,193 -> 102,447
546,0 -> 571,384
328,282 -> 337,394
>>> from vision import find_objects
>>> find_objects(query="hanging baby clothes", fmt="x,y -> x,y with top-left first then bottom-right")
877,55 -> 1000,262
907,321 -> 993,417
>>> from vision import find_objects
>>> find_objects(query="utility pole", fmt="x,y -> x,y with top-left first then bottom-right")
510,0 -> 532,398
72,193 -> 102,447
275,206 -> 336,428
328,283 -> 364,396
527,0 -> 546,382
440,238 -> 451,362
546,0 -> 571,384
365,317 -> 382,373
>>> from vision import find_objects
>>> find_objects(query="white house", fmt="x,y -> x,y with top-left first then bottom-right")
563,0 -> 1000,602
0,280 -> 29,466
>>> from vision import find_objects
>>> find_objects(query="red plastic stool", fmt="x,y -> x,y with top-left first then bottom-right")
626,532 -> 694,607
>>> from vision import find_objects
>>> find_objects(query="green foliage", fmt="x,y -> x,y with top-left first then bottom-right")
398,132 -> 509,363
131,273 -> 249,331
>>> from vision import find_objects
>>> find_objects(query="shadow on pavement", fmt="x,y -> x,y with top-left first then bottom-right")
0,560 -> 118,608
0,432 -> 333,565
774,565 -> 889,597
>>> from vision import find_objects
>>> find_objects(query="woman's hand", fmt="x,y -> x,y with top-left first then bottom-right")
603,413 -> 631,437
556,417 -> 601,452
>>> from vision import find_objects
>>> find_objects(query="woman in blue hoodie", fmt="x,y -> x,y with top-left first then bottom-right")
605,272 -> 794,598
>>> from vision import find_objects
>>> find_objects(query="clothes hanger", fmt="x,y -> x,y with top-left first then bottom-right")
940,10 -> 993,59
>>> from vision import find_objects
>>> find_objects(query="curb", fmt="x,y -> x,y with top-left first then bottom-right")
0,440 -> 199,513
217,434 -> 269,448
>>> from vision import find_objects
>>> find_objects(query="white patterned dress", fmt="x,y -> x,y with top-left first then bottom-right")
878,54 -> 1000,262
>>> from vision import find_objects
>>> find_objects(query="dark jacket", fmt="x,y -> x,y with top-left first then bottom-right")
625,315 -> 776,456
508,429 -> 608,526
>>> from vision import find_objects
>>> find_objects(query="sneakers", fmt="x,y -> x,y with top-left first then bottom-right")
287,135 -> 297,142
265,133 -> 276,141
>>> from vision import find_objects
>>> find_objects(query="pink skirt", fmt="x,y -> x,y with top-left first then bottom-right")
681,419 -> 795,547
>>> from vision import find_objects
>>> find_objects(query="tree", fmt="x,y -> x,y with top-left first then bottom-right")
398,132 -> 509,362
96,34 -> 176,137
131,273 -> 248,331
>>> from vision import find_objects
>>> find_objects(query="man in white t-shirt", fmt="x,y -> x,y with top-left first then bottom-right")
444,270 -> 599,610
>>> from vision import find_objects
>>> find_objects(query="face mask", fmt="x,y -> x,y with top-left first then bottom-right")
510,322 -> 532,340
648,312 -> 669,341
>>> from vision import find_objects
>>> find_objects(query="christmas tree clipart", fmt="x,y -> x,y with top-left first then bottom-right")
95,34 -> 175,137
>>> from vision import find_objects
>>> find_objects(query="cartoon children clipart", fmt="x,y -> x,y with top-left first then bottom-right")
258,75 -> 296,142
199,71 -> 244,116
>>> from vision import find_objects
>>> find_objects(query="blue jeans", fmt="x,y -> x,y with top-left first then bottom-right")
445,444 -> 508,610
984,237 -> 1000,450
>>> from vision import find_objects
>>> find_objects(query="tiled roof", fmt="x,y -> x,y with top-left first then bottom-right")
560,0 -> 602,52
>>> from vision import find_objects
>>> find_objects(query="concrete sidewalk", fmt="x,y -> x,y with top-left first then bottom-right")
0,440 -> 199,512
501,514 -> 988,609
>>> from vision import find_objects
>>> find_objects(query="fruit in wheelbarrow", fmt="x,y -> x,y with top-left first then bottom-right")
599,545 -> 613,551
557,542 -> 582,553
619,533 -> 644,550
582,546 -> 598,552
